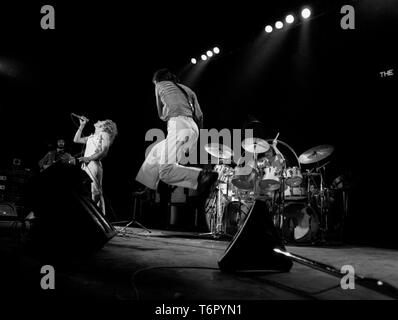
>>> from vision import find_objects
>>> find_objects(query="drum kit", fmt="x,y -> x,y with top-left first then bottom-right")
204,137 -> 338,244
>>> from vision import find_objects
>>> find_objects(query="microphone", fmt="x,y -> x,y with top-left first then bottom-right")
71,113 -> 89,121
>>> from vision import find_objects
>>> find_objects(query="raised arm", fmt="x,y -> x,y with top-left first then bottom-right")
73,118 -> 89,144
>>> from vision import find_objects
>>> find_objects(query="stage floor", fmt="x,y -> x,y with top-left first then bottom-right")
1,222 -> 397,300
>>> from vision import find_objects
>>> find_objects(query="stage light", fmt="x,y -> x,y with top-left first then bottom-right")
201,54 -> 208,61
191,58 -> 197,64
301,8 -> 311,19
213,47 -> 220,54
285,14 -> 295,24
275,21 -> 283,29
265,25 -> 273,33
206,50 -> 213,57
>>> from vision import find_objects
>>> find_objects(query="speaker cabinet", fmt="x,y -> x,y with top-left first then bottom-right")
218,200 -> 293,272
26,163 -> 116,256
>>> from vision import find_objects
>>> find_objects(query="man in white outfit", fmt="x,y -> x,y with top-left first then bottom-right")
136,68 -> 217,196
73,117 -> 118,215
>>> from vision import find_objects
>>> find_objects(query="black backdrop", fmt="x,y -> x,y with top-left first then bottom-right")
1,1 -> 397,247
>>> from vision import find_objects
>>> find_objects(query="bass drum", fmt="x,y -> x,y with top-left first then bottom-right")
281,203 -> 319,244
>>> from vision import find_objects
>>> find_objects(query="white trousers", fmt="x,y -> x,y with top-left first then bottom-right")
83,161 -> 106,215
136,116 -> 201,190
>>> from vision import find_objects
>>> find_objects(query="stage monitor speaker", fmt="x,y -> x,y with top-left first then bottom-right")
218,200 -> 293,272
26,162 -> 116,256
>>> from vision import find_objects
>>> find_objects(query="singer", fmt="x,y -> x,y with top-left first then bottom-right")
73,117 -> 118,215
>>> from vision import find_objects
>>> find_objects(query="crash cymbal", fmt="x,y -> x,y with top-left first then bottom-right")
299,145 -> 334,164
242,137 -> 270,153
204,143 -> 233,159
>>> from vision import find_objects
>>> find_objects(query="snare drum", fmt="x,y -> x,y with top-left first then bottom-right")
259,166 -> 281,191
284,166 -> 303,187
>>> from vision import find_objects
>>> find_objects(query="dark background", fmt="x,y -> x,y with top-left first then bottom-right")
1,1 -> 397,247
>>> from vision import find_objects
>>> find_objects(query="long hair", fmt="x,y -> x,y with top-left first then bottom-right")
100,120 -> 118,145
152,68 -> 179,83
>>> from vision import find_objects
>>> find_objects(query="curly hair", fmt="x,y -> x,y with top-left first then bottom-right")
99,120 -> 118,144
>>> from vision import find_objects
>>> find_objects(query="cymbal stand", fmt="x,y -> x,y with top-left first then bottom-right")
276,177 -> 286,231
253,147 -> 259,197
200,158 -> 228,239
316,163 -> 328,242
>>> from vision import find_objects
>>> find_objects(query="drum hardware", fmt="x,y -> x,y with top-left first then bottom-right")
203,138 -> 341,245
267,142 -> 334,245
296,145 -> 336,244
202,143 -> 235,239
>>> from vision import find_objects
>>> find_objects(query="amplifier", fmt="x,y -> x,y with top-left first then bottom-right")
0,169 -> 32,206
0,202 -> 17,218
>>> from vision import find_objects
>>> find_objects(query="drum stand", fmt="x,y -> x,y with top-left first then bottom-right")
315,165 -> 329,244
304,165 -> 329,244
274,179 -> 286,234
199,159 -> 231,239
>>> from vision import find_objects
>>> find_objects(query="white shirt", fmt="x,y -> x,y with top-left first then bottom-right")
84,132 -> 110,160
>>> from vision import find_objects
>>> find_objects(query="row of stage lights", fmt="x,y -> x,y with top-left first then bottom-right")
191,47 -> 220,65
265,7 -> 312,33
190,7 -> 311,64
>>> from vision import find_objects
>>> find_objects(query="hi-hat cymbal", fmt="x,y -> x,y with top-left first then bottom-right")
204,143 -> 233,159
299,145 -> 334,164
242,137 -> 270,153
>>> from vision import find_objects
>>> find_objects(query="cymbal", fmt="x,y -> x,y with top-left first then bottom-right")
299,145 -> 334,164
204,143 -> 233,159
242,137 -> 270,153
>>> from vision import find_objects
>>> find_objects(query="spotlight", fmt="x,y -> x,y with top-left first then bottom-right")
265,25 -> 273,33
301,8 -> 311,19
285,14 -> 294,24
201,54 -> 208,61
275,21 -> 283,29
206,50 -> 213,57
213,47 -> 220,54
191,58 -> 197,65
